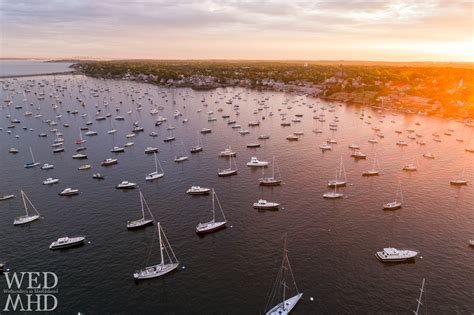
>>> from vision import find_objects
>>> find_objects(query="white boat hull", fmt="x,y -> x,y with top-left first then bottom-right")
266,293 -> 303,315
134,263 -> 179,280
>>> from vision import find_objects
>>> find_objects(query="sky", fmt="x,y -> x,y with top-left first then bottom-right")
0,0 -> 473,61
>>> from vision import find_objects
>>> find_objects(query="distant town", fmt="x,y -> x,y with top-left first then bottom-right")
73,60 -> 473,119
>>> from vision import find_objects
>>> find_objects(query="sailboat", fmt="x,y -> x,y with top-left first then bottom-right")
383,181 -> 403,210
218,154 -> 238,176
174,142 -> 189,162
362,152 -> 380,176
76,130 -> 87,144
190,131 -> 203,153
14,190 -> 41,226
127,191 -> 155,229
328,157 -> 347,186
323,169 -> 343,198
145,153 -> 164,181
265,237 -> 303,315
259,157 -> 282,186
133,223 -> 179,280
450,165 -> 469,185
195,189 -> 227,234
24,147 -> 40,168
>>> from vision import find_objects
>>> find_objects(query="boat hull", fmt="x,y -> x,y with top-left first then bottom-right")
14,215 -> 40,226
133,263 -> 179,280
266,293 -> 303,315
127,219 -> 154,230
50,239 -> 85,250
195,221 -> 227,234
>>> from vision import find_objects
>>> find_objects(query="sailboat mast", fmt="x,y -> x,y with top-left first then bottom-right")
29,147 -> 35,163
272,156 -> 275,179
413,278 -> 425,315
154,153 -> 158,173
158,223 -> 164,266
211,189 -> 216,222
21,191 -> 29,216
140,191 -> 145,219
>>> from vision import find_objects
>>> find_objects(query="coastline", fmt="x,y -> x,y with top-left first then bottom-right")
0,71 -> 76,79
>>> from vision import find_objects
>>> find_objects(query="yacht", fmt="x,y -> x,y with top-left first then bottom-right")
41,163 -> 54,170
218,154 -> 238,177
348,144 -> 360,149
376,247 -> 418,262
146,153 -> 164,181
286,135 -> 299,141
383,201 -> 402,210
247,157 -> 269,167
253,199 -> 279,210
247,143 -> 261,147
396,140 -> 408,146
9,148 -> 19,154
116,181 -> 137,189
24,147 -> 40,168
186,186 -> 211,195
174,155 -> 188,163
43,178 -> 59,185
101,158 -> 118,166
49,236 -> 86,250
59,188 -> 80,196
200,128 -> 212,134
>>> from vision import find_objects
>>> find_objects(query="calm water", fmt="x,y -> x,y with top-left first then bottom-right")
0,75 -> 473,313
0,60 -> 72,77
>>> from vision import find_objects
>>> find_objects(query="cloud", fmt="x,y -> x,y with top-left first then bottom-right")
0,0 -> 472,61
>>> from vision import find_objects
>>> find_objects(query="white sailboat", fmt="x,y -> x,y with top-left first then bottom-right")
133,223 -> 179,280
190,131 -> 203,153
265,237 -> 303,315
362,152 -> 380,176
218,154 -> 238,176
383,181 -> 403,210
195,189 -> 227,234
76,130 -> 86,144
259,157 -> 282,186
24,147 -> 40,168
174,142 -> 189,162
328,157 -> 347,186
127,191 -> 155,229
14,190 -> 41,226
450,165 -> 468,185
145,153 -> 164,181
323,169 -> 343,198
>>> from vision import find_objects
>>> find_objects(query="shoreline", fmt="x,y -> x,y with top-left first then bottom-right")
0,71 -> 76,79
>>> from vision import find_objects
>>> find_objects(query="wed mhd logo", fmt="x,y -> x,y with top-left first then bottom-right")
2,272 -> 58,311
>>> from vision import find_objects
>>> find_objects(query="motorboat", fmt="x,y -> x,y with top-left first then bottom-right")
219,148 -> 236,157
286,135 -> 299,141
101,158 -> 118,166
144,147 -> 159,154
247,157 -> 269,167
43,178 -> 59,185
59,188 -> 80,196
450,179 -> 468,186
72,153 -> 87,159
116,181 -> 137,189
200,128 -> 212,134
383,201 -> 402,210
186,186 -> 211,195
41,164 -> 54,170
351,149 -> 367,159
320,143 -> 332,151
78,164 -> 91,170
110,146 -> 125,153
403,163 -> 417,171
253,199 -> 279,210
8,148 -> 19,154
375,247 -> 418,262
0,195 -> 15,201
92,173 -> 105,180
49,236 -> 86,250
423,153 -> 435,159
174,155 -> 188,163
